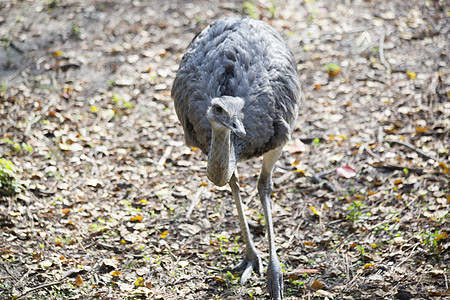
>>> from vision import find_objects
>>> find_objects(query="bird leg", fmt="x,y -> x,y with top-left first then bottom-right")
228,173 -> 263,284
258,147 -> 283,300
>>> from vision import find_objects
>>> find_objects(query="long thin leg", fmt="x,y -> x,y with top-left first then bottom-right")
229,173 -> 263,284
258,147 -> 283,300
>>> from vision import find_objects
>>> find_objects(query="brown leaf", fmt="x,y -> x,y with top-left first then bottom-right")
311,279 -> 324,290
75,274 -> 83,286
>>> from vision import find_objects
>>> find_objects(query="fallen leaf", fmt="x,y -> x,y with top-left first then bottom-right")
286,139 -> 308,154
130,215 -> 143,222
407,70 -> 416,79
133,287 -> 152,296
178,260 -> 189,268
336,165 -> 356,178
135,276 -> 145,286
311,279 -> 324,290
310,206 -> 321,216
179,223 -> 201,236
86,178 -> 102,187
39,260 -> 53,270
160,231 -> 168,238
75,274 -> 83,286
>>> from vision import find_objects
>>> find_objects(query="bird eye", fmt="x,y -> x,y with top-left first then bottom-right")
214,105 -> 223,114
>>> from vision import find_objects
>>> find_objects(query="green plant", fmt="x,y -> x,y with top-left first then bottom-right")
242,0 -> 258,19
268,0 -> 278,18
72,25 -> 81,35
346,200 -> 365,221
325,63 -> 341,77
0,159 -> 23,196
420,230 -> 448,251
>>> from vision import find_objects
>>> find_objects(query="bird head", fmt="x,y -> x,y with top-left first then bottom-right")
206,96 -> 246,138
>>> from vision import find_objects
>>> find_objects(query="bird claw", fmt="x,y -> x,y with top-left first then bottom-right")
267,258 -> 283,300
231,252 -> 263,285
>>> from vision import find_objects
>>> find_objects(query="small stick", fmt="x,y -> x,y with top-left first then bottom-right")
364,145 -> 423,173
379,29 -> 391,71
186,185 -> 205,219
157,146 -> 173,171
311,169 -> 338,192
17,279 -> 67,299
391,243 -> 419,272
384,139 -> 439,162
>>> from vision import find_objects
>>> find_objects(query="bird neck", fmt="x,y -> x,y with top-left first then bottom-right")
207,126 -> 237,187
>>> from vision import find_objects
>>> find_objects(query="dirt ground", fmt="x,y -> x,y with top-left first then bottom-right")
0,0 -> 449,299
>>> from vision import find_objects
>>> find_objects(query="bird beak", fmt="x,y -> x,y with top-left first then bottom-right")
230,116 -> 246,138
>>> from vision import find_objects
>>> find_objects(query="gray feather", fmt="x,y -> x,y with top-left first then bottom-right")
172,17 -> 301,160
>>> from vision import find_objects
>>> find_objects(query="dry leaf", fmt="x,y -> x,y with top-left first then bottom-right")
130,215 -> 143,222
336,165 -> 356,178
135,276 -> 145,286
311,279 -> 324,290
310,206 -> 321,216
75,274 -> 83,286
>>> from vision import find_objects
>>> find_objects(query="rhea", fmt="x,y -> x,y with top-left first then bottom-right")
171,17 -> 301,300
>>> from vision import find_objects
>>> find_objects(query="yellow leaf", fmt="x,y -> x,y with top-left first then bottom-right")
160,231 -> 168,238
407,70 -> 416,79
439,162 -> 450,174
140,199 -> 147,204
75,274 -> 83,286
364,263 -> 374,269
135,276 -> 145,286
90,105 -> 100,112
310,206 -> 321,216
415,126 -> 428,133
130,215 -> 143,222
53,50 -> 63,57
111,270 -> 122,276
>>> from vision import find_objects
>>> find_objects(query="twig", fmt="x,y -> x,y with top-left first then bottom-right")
364,145 -> 423,173
157,146 -> 173,171
205,265 -> 223,272
379,29 -> 391,71
390,243 -> 419,272
166,275 -> 198,286
311,169 -> 338,192
384,140 -> 439,162
186,185 -> 205,219
17,278 -> 67,299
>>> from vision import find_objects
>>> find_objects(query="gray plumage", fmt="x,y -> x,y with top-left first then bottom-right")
172,17 -> 301,300
172,17 -> 300,162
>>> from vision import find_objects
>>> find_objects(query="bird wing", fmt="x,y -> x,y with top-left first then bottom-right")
172,18 -> 301,158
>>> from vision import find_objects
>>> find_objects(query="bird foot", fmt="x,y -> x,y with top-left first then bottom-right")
267,257 -> 283,300
230,251 -> 263,285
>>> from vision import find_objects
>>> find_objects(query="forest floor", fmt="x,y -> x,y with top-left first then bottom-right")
0,0 -> 449,299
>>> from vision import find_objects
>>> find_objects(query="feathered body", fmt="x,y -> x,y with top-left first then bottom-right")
172,17 -> 300,162
172,17 -> 301,299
